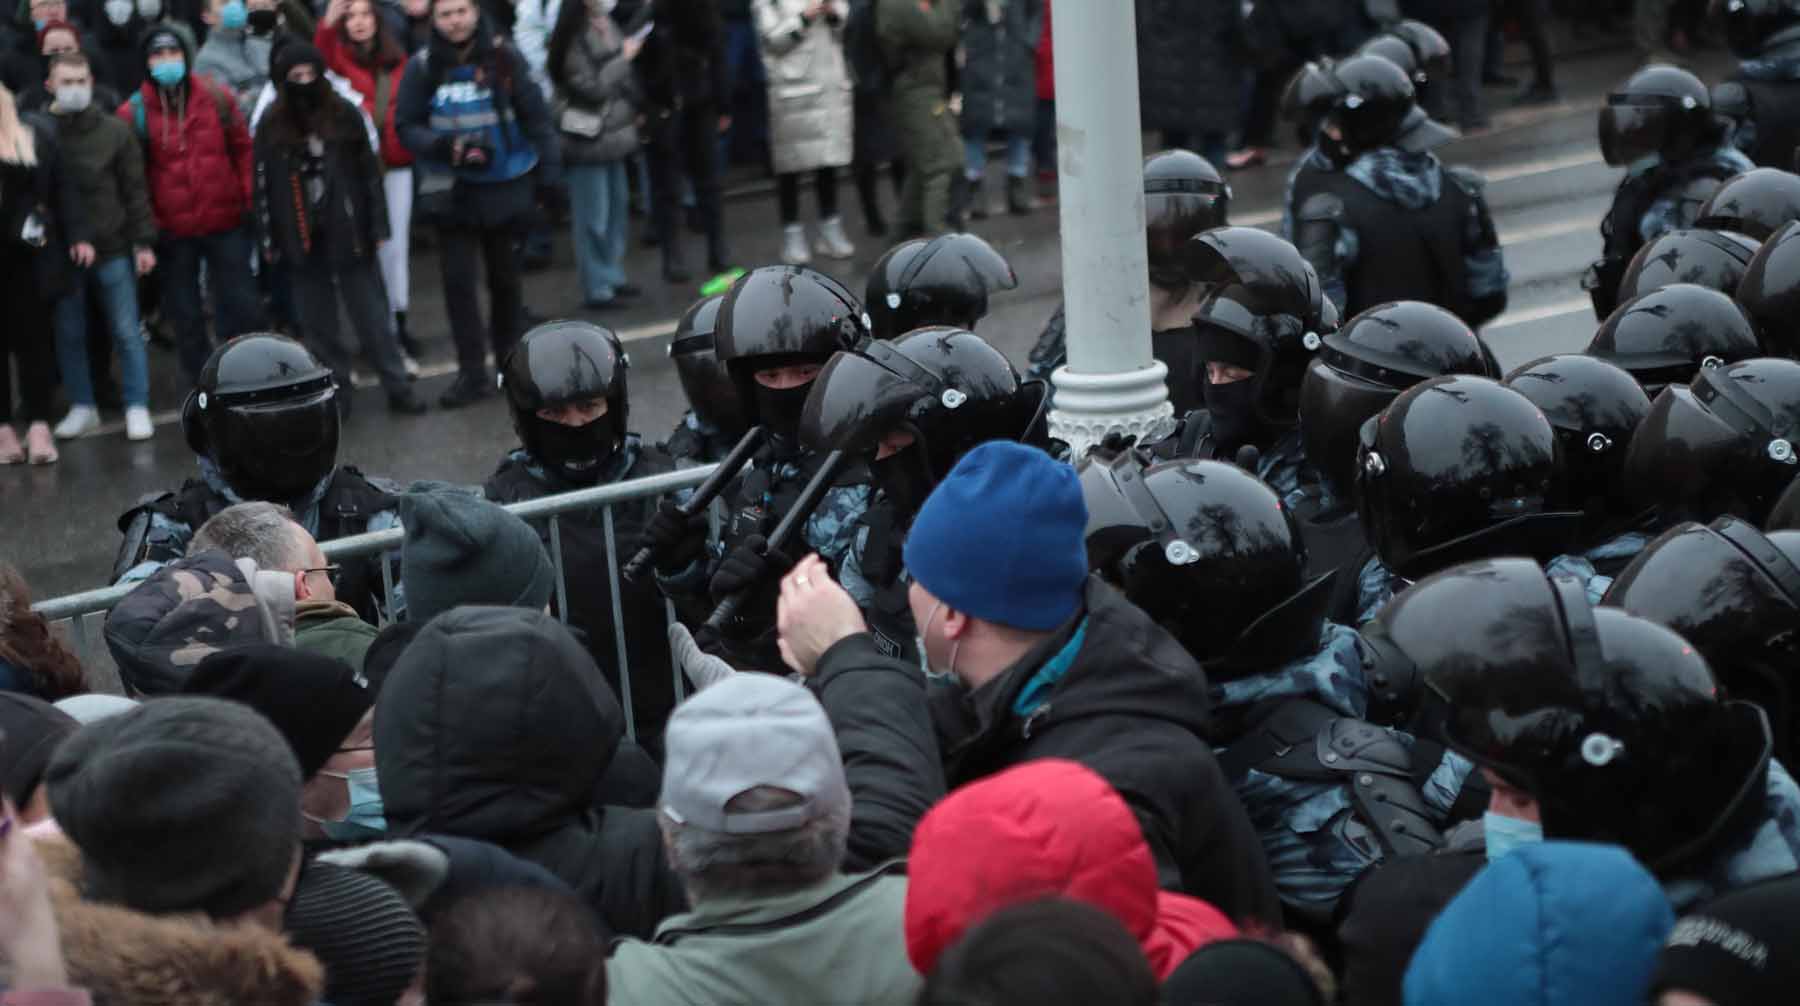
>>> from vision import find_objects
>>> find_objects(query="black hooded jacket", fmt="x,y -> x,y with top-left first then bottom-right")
373,606 -> 686,940
812,576 -> 1282,925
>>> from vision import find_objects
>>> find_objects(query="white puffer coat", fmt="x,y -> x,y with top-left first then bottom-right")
753,0 -> 854,174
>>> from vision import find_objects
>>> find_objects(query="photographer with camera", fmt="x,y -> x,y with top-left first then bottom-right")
395,0 -> 559,410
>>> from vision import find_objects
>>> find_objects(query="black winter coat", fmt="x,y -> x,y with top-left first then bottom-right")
253,92 -> 390,267
813,576 -> 1283,925
958,0 -> 1037,137
1,113 -> 90,301
1134,0 -> 1243,138
374,606 -> 688,940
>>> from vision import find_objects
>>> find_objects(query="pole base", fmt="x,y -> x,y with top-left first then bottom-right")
1048,361 -> 1176,458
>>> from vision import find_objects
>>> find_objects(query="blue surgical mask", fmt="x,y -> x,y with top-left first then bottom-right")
319,767 -> 387,841
219,0 -> 247,29
148,58 -> 185,86
32,17 -> 48,29
1483,811 -> 1544,862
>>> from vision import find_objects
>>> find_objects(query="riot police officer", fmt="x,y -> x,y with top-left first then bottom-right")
794,326 -> 1050,657
1356,19 -> 1453,123
1715,0 -> 1800,168
1179,226 -> 1336,507
1613,227 -> 1762,305
662,295 -> 749,466
1621,357 -> 1800,527
1290,54 -> 1505,327
1279,60 -> 1348,242
1351,374 -> 1584,623
113,333 -> 402,623
1604,516 -> 1800,769
637,265 -> 872,669
1026,148 -> 1231,405
1503,353 -> 1656,594
1585,283 -> 1764,397
1377,556 -> 1800,908
1078,450 -> 1480,923
1695,167 -> 1800,240
484,320 -> 679,745
1736,219 -> 1800,358
1586,65 -> 1755,319
864,232 -> 1018,342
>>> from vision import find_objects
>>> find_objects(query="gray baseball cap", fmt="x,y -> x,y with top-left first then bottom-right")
660,673 -> 850,835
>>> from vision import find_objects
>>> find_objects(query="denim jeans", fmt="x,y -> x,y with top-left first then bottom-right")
160,226 -> 265,382
963,132 -> 1032,180
54,255 -> 149,408
567,161 -> 631,303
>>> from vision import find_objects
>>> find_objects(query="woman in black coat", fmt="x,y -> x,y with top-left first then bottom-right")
1134,0 -> 1240,167
253,39 -> 426,415
959,0 -> 1039,217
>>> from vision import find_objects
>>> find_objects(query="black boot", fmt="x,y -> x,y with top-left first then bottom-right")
966,173 -> 989,220
664,242 -> 692,284
1007,175 -> 1035,215
707,233 -> 732,274
395,309 -> 420,356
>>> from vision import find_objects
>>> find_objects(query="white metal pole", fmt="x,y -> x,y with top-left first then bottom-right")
1046,0 -> 1171,456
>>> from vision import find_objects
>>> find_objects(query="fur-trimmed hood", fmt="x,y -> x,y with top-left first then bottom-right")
32,837 -> 325,1006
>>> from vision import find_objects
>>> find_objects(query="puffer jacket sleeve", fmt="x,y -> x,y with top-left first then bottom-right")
503,43 -> 561,185
754,0 -> 809,57
395,51 -> 450,161
811,632 -> 947,870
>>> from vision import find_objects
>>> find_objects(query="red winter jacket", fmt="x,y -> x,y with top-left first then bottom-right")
315,23 -> 414,169
904,759 -> 1239,979
1035,1 -> 1053,101
118,76 -> 254,239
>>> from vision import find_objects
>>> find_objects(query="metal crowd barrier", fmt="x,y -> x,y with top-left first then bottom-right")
34,463 -> 718,740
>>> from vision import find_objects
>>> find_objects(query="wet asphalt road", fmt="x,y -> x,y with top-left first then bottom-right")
3,41 -> 1734,601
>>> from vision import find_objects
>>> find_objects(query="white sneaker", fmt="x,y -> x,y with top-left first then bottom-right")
780,223 -> 812,266
816,215 -> 856,260
125,406 -> 154,442
53,405 -> 99,439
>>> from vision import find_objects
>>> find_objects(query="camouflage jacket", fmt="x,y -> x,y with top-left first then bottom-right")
1632,146 -> 1756,245
1212,622 -> 1475,910
1355,552 -> 1602,624
1664,759 -> 1800,911
1257,430 -> 1332,513
102,551 -> 289,694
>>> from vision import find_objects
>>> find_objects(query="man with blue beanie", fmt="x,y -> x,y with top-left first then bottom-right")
775,441 -> 1280,925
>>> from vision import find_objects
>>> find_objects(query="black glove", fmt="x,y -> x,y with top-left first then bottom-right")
709,534 -> 795,599
640,498 -> 707,574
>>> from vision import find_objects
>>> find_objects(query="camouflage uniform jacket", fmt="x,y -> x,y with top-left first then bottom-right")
1211,622 -> 1475,911
1664,759 -> 1800,911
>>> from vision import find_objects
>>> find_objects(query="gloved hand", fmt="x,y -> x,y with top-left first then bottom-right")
669,622 -> 736,691
709,534 -> 795,599
640,498 -> 707,573
316,839 -> 452,909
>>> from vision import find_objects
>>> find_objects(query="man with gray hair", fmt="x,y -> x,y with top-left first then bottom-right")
606,673 -> 921,1006
190,500 -> 379,666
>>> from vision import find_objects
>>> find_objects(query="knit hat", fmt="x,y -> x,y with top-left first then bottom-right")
103,550 -> 286,695
903,441 -> 1088,630
271,37 -> 324,84
398,487 -> 555,625
1162,940 -> 1326,1006
1651,874 -> 1800,1005
285,861 -> 427,1006
0,692 -> 76,807
183,644 -> 373,779
45,696 -> 304,918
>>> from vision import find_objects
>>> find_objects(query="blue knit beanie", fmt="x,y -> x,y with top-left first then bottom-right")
903,442 -> 1088,631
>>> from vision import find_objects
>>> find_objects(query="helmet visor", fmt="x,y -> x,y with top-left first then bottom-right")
1621,385 -> 1746,506
1599,101 -> 1670,167
215,389 -> 340,500
797,350 -> 926,455
1300,360 -> 1399,500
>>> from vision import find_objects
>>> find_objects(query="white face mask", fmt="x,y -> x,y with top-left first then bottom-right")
104,0 -> 133,23
915,600 -> 960,682
136,0 -> 161,18
53,83 -> 91,112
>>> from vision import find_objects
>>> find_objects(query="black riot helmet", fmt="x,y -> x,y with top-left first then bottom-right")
1695,167 -> 1800,240
1604,517 -> 1800,767
181,333 -> 339,501
864,233 -> 1018,341
1078,451 -> 1335,678
1323,53 -> 1455,156
501,320 -> 629,480
1720,0 -> 1800,59
1370,556 -> 1773,875
1621,357 -> 1800,525
1281,59 -> 1345,149
1354,376 -> 1579,581
1144,149 -> 1232,290
714,265 -> 870,442
1771,473 -> 1800,529
1599,64 -> 1717,167
1185,227 -> 1331,431
1300,301 -> 1495,502
1585,284 -> 1764,396
1503,354 -> 1654,527
669,294 -> 748,439
1387,19 -> 1452,83
1358,35 -> 1427,88
797,327 -> 1048,515
1735,220 -> 1800,358
1616,227 -> 1761,303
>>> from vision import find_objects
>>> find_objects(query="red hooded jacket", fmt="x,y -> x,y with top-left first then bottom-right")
905,759 -> 1238,980
118,72 -> 253,237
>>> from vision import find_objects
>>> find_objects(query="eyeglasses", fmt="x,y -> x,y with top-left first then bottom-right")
300,564 -> 341,583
